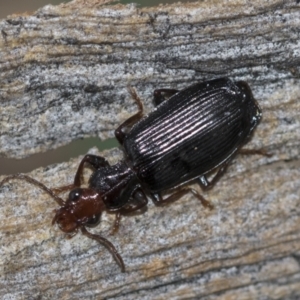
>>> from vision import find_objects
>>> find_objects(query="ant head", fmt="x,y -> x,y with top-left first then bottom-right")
52,187 -> 105,233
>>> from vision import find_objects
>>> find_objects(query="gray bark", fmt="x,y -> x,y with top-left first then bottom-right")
0,0 -> 300,299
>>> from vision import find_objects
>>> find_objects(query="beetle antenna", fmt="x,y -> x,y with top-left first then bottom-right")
127,86 -> 144,112
0,173 -> 65,206
80,226 -> 125,272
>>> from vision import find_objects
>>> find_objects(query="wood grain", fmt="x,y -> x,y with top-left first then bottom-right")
0,0 -> 300,299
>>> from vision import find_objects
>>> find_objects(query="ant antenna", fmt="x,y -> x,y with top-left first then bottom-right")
0,173 -> 65,206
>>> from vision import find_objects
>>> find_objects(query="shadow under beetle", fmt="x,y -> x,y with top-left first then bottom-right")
0,77 -> 269,272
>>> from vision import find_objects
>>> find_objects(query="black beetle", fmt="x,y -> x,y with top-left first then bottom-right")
0,77 -> 267,272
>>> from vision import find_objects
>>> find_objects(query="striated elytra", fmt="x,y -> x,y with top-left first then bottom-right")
123,78 -> 261,193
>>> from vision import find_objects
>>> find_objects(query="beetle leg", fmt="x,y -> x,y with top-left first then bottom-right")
122,189 -> 148,213
110,189 -> 148,235
239,148 -> 272,157
198,147 -> 271,192
52,184 -> 76,195
110,212 -> 122,236
80,226 -> 125,272
73,154 -> 110,186
150,189 -> 213,209
198,175 -> 209,187
52,154 -> 110,196
153,88 -> 179,106
198,163 -> 230,191
115,87 -> 144,145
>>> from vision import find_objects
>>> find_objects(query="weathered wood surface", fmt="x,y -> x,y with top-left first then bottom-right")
0,0 -> 300,299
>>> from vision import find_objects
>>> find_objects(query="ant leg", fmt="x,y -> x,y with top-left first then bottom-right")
151,188 -> 213,210
239,148 -> 272,157
153,88 -> 179,106
110,189 -> 148,235
81,226 -> 125,272
115,87 -> 144,145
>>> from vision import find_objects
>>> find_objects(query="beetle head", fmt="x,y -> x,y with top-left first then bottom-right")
52,188 -> 105,234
